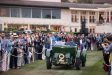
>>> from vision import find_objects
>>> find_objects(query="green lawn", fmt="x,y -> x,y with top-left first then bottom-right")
0,51 -> 107,75
80,60 -> 106,75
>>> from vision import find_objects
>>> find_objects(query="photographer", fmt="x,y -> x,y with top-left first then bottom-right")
102,35 -> 112,66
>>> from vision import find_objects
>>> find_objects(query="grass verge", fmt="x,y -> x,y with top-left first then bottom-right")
80,59 -> 106,75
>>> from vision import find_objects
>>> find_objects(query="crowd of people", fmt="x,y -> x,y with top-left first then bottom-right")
0,31 -> 108,72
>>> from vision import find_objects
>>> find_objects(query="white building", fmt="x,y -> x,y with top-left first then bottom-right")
0,0 -> 112,33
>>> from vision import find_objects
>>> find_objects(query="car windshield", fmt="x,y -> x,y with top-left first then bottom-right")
54,41 -> 76,47
65,41 -> 76,46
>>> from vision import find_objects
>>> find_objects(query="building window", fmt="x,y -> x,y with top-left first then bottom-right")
32,8 -> 41,18
21,8 -> 31,18
89,11 -> 95,23
99,12 -> 104,21
99,12 -> 104,24
111,12 -> 112,21
107,12 -> 109,22
81,16 -> 86,22
90,28 -> 92,33
81,11 -> 86,15
0,7 -> 10,17
52,9 -> 61,19
89,11 -> 95,15
11,7 -> 20,17
71,11 -> 77,14
89,16 -> 95,23
42,9 -> 51,19
71,11 -> 78,22
72,15 -> 78,22
99,12 -> 104,15
75,28 -> 77,32
93,28 -> 95,33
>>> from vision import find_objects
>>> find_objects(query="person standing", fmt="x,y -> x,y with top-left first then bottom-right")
28,50 -> 32,64
17,47 -> 23,69
44,33 -> 53,57
34,35 -> 40,60
1,34 -> 11,71
10,35 -> 18,69
102,35 -> 112,65
6,34 -> 13,71
45,33 -> 52,50
30,34 -> 35,62
18,34 -> 28,65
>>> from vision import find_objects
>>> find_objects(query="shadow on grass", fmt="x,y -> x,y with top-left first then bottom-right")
23,60 -> 80,71
51,66 -> 77,70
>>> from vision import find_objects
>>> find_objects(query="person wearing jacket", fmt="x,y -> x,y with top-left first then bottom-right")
102,35 -> 112,66
1,34 -> 12,71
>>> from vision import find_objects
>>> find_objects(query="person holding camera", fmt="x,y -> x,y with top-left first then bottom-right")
102,35 -> 112,66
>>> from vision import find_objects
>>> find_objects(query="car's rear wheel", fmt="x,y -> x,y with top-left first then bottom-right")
46,57 -> 52,69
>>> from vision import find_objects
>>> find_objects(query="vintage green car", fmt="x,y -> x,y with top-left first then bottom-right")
45,43 -> 87,70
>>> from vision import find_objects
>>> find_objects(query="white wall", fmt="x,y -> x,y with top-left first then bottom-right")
96,23 -> 112,33
0,17 -> 65,25
0,9 -> 72,31
61,9 -> 81,32
21,0 -> 61,2
61,9 -> 71,26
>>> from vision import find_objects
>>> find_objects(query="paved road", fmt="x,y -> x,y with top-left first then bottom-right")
1,51 -> 106,75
